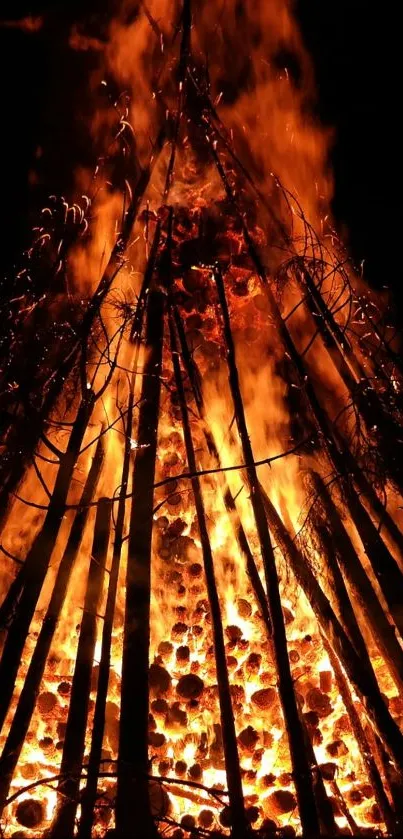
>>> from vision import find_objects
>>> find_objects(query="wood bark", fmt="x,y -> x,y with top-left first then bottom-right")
77,395 -> 134,839
78,250 -> 151,838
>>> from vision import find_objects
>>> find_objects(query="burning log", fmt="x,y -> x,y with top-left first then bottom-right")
115,278 -> 165,839
174,309 -> 336,834
269,280 -> 403,641
329,777 -> 358,834
78,411 -> 134,838
169,309 -> 248,838
307,477 -> 391,675
259,485 -> 403,774
79,215 -> 162,839
50,496 -> 112,838
205,139 -> 403,643
295,261 -> 403,493
279,296 -> 403,641
213,267 -> 320,837
308,469 -> 403,694
307,476 -> 403,827
173,305 -> 272,635
0,389 -> 96,731
15,798 -> 45,830
337,439 -> 403,563
366,727 -> 403,828
0,434 -> 104,813
323,637 -> 397,833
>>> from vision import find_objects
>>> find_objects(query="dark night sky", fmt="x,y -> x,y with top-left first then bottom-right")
0,0 -> 401,308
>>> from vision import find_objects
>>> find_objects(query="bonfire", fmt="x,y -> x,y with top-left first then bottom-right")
1,1 -> 403,838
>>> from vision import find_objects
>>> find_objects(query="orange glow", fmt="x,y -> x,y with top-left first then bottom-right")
0,1 -> 402,838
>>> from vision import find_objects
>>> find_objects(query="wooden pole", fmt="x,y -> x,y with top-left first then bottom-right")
115,284 -> 165,839
173,306 -> 272,636
308,469 -> 403,694
169,309 -> 249,839
50,496 -> 112,838
259,484 -> 403,771
214,266 -> 320,837
78,270 -> 152,837
0,435 -> 104,813
304,498 -> 396,829
0,391 -> 95,732
323,637 -> 397,833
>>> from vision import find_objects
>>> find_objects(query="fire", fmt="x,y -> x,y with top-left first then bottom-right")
1,1 -> 403,838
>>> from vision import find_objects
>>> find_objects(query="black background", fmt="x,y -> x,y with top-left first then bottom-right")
0,0 -> 401,309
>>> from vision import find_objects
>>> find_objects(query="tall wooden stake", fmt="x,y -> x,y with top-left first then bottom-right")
115,285 -> 165,839
214,266 -> 320,837
259,484 -> 403,772
308,469 -> 403,694
50,496 -> 112,838
78,269 -> 150,838
0,391 -> 95,733
323,636 -> 397,833
169,309 -> 249,839
0,435 -> 104,813
173,306 -> 272,635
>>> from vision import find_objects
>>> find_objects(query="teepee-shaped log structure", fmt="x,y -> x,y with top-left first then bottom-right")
1,1 -> 403,837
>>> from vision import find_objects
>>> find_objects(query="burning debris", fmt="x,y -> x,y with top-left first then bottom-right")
1,1 -> 403,838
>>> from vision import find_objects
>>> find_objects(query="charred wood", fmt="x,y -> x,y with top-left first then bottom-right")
0,435 -> 104,813
323,637 -> 396,833
0,391 -> 95,732
173,305 -> 272,636
214,267 -> 320,837
50,496 -> 111,838
259,484 -> 403,773
308,469 -> 403,695
115,285 -> 165,839
169,309 -> 249,839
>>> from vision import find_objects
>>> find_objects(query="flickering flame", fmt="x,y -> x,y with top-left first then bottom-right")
0,1 -> 402,838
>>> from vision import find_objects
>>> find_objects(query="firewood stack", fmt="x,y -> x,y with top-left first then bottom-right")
1,1 -> 403,838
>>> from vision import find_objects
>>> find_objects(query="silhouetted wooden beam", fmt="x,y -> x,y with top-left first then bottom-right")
79,281 -> 148,838
323,637 -> 397,834
115,284 -> 165,839
0,390 -> 96,733
259,484 -> 403,773
169,308 -> 249,839
214,266 -> 320,838
308,469 -> 403,695
173,305 -> 272,636
0,435 -> 104,814
50,496 -> 112,839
